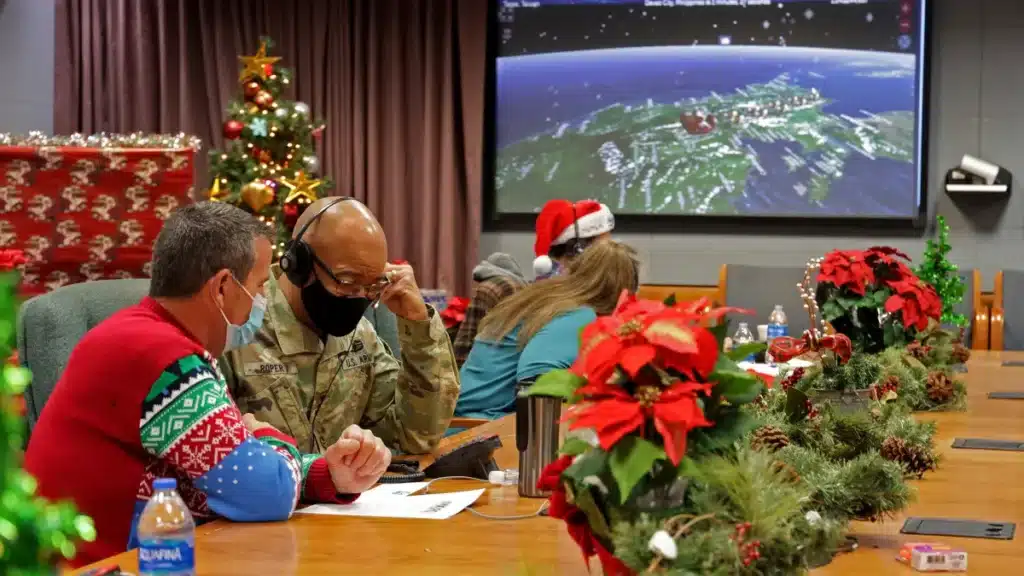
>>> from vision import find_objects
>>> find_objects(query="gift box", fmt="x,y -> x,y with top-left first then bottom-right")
0,133 -> 200,295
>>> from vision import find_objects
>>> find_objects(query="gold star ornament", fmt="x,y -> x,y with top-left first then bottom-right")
238,40 -> 282,82
208,178 -> 228,202
280,171 -> 322,204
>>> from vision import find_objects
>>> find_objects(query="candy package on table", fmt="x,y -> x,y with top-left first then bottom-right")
897,543 -> 967,572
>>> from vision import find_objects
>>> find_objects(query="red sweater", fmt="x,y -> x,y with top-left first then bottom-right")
26,297 -> 352,568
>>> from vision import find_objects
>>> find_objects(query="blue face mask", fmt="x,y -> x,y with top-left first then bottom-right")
219,278 -> 267,352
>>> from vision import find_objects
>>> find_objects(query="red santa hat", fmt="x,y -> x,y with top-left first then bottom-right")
533,199 -> 615,277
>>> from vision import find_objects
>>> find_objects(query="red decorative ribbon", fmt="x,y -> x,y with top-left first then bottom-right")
440,296 -> 469,329
768,331 -> 853,364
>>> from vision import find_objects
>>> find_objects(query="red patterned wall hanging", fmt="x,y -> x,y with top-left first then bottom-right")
0,133 -> 200,296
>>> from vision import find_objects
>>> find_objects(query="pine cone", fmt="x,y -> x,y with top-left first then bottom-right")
880,437 -> 936,478
906,341 -> 930,361
926,371 -> 955,403
770,460 -> 802,484
750,425 -> 790,452
950,342 -> 971,364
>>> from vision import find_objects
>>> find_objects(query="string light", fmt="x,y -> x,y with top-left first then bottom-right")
220,154 -> 228,160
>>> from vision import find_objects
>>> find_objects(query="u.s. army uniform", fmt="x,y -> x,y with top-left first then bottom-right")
221,267 -> 461,454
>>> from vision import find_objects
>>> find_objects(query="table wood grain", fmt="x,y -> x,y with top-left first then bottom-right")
71,352 -> 1024,575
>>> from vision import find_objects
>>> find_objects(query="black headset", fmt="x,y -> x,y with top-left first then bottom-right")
279,196 -> 353,286
566,202 -> 586,257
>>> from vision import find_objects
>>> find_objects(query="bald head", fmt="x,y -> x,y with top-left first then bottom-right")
296,197 -> 388,287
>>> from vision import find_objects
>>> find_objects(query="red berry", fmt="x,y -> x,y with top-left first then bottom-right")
743,559 -> 751,566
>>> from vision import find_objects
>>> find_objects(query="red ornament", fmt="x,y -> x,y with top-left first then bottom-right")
263,63 -> 274,77
223,119 -> 245,140
254,90 -> 274,109
283,202 -> 301,229
243,80 -> 261,100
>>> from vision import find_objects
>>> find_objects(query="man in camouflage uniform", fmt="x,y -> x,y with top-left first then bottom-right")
221,198 -> 460,454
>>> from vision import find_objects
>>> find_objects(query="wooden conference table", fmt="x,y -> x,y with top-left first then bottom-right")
74,351 -> 1024,575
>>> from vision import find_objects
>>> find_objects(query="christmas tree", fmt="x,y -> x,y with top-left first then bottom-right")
916,215 -> 967,327
207,37 -> 330,258
0,259 -> 95,572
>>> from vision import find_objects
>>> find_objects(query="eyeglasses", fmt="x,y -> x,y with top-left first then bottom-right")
311,253 -> 390,299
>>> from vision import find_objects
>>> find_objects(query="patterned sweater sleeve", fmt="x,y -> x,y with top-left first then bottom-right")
139,354 -> 351,522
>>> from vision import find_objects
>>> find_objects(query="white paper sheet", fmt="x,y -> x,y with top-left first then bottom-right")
356,482 -> 429,501
295,488 -> 485,520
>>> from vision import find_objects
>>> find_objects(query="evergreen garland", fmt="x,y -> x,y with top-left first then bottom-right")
915,216 -> 967,327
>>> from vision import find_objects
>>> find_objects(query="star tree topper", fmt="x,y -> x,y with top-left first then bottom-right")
280,171 -> 323,204
238,40 -> 282,82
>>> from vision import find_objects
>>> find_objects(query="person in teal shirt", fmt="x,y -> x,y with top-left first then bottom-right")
456,241 -> 640,420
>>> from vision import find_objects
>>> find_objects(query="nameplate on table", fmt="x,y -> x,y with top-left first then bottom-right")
1002,360 -> 1024,367
901,517 -> 1016,540
988,391 -> 1024,400
951,438 -> 1024,451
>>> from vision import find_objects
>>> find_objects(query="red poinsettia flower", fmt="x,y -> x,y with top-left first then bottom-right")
574,291 -> 739,388
0,249 -> 26,272
439,296 -> 469,329
566,378 -> 713,465
818,249 -> 875,295
884,278 -> 942,331
865,246 -> 914,284
538,456 -> 634,576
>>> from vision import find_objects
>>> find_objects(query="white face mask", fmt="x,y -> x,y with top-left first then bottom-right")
218,277 -> 267,352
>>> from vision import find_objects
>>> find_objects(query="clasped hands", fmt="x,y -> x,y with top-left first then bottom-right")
242,414 -> 391,494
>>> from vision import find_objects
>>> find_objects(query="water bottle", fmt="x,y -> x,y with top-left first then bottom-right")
766,305 -> 789,365
732,322 -> 755,362
137,478 -> 196,576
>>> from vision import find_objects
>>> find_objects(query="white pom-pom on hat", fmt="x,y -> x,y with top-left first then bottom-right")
533,255 -> 554,277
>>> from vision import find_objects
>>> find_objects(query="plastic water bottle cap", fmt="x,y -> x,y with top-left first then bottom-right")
153,478 -> 177,491
488,470 -> 505,484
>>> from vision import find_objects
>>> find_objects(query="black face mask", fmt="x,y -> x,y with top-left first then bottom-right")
300,277 -> 371,337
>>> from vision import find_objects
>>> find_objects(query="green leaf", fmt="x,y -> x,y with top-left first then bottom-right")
571,483 -> 613,540
608,436 -> 666,504
564,447 -> 609,485
712,368 -> 763,405
559,437 -> 593,457
785,388 -> 810,423
663,293 -> 678,307
727,341 -> 766,361
686,411 -> 757,456
709,319 -> 732,348
821,300 -> 844,321
522,370 -> 585,401
836,296 -> 860,311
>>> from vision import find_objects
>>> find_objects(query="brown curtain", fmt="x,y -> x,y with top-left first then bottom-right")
54,0 -> 488,294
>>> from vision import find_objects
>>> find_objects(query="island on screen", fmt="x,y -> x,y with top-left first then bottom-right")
492,0 -> 928,219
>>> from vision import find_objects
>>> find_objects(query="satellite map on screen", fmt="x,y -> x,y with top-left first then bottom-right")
493,0 -> 927,218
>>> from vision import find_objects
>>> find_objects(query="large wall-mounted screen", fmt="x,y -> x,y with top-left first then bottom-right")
490,0 -> 930,219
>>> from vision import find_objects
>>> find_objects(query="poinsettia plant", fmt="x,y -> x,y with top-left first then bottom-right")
816,246 -> 942,353
523,292 -> 767,574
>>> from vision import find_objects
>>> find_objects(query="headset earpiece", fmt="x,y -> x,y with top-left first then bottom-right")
278,196 -> 353,286
570,203 -> 585,256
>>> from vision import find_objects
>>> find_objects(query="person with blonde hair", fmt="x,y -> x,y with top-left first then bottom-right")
455,240 -> 640,420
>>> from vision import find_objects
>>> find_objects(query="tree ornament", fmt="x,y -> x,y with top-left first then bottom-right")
283,202 -> 301,229
274,107 -> 289,119
749,425 -> 790,452
246,104 -> 260,115
222,119 -> 244,140
238,39 -> 281,82
243,81 -> 261,100
280,171 -> 323,204
302,155 -> 320,173
207,178 -> 228,202
253,90 -> 274,109
249,117 -> 269,138
925,371 -> 955,403
880,437 -> 936,479
240,180 -> 276,212
293,102 -> 311,117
